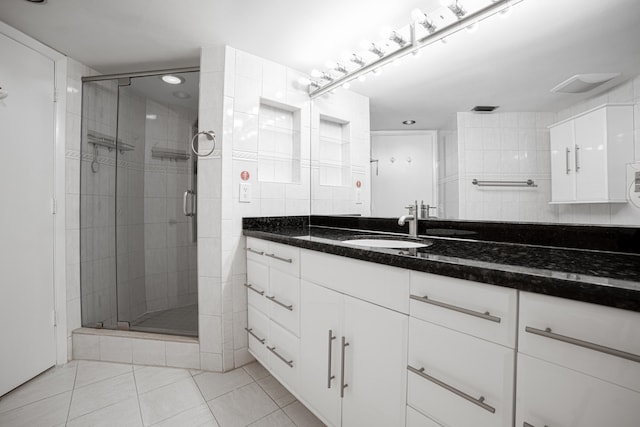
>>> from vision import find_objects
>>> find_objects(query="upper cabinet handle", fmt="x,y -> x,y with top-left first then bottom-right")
247,247 -> 264,256
565,147 -> 571,174
574,144 -> 580,172
265,253 -> 293,263
525,326 -> 640,363
410,294 -> 501,323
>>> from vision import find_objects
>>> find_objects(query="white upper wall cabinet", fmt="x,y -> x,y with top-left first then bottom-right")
549,104 -> 634,204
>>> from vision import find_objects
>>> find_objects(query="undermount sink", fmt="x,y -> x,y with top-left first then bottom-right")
342,239 -> 431,249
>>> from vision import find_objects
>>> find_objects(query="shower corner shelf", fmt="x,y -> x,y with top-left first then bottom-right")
151,147 -> 191,161
87,131 -> 134,154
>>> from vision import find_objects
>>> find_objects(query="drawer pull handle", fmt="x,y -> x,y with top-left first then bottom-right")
410,294 -> 501,323
340,336 -> 350,398
246,247 -> 264,255
525,326 -> 640,363
244,283 -> 265,296
327,330 -> 336,388
266,295 -> 294,311
265,253 -> 293,263
267,346 -> 294,367
244,327 -> 265,344
407,365 -> 496,414
523,423 -> 548,427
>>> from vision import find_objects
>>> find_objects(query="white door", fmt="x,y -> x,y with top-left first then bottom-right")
574,108 -> 608,201
342,294 -> 408,427
0,33 -> 56,396
371,132 -> 437,217
299,280 -> 343,427
549,121 -> 576,202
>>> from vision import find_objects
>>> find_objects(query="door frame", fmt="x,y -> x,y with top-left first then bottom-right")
0,21 -> 69,364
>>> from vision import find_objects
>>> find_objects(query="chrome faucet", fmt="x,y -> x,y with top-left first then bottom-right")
398,201 -> 419,238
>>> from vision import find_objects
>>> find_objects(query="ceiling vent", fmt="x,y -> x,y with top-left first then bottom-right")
471,105 -> 499,113
551,73 -> 620,94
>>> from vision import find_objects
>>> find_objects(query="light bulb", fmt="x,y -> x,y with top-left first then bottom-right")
311,69 -> 323,78
325,60 -> 337,69
380,26 -> 393,39
438,0 -> 451,6
411,8 -> 426,22
298,76 -> 311,85
359,40 -> 372,50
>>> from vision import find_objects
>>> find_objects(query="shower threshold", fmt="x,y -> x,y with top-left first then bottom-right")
130,304 -> 198,337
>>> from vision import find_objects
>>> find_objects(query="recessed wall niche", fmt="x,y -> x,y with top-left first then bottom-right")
319,115 -> 351,187
257,99 -> 301,183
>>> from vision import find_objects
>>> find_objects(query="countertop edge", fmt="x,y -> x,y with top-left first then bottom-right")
243,230 -> 640,313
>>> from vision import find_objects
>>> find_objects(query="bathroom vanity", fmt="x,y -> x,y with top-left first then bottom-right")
243,216 -> 640,427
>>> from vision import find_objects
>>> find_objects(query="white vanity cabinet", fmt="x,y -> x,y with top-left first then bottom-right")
407,272 -> 517,427
549,103 -> 634,203
298,250 -> 410,427
516,292 -> 640,427
245,238 -> 301,390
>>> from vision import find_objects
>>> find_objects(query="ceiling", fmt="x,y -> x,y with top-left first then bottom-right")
1,0 -> 639,130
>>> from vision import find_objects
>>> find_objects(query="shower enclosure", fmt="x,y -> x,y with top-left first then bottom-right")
80,69 -> 200,336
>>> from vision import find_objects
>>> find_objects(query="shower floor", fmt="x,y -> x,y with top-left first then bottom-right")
130,304 -> 198,337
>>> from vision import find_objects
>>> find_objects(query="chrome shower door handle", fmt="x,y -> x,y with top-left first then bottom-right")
183,190 -> 196,217
183,190 -> 189,216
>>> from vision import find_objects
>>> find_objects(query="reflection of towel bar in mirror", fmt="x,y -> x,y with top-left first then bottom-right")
472,179 -> 537,188
87,131 -> 134,154
151,147 -> 190,161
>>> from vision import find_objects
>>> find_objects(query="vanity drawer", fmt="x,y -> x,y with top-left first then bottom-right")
406,406 -> 442,427
247,305 -> 270,367
267,320 -> 299,391
516,353 -> 640,427
268,269 -> 300,336
301,249 -> 410,314
407,317 -> 514,427
410,271 -> 517,347
246,260 -> 269,314
519,292 -> 640,392
246,237 -> 269,263
246,238 -> 300,276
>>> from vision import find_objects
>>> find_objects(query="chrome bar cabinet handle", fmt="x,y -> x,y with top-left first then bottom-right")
247,247 -> 264,255
525,326 -> 640,363
243,283 -> 265,296
266,295 -> 293,311
267,346 -> 294,367
340,336 -> 350,398
565,147 -> 571,174
575,144 -> 580,172
244,327 -> 265,344
264,253 -> 293,263
523,422 -> 548,427
410,294 -> 501,323
327,330 -> 336,388
407,365 -> 496,413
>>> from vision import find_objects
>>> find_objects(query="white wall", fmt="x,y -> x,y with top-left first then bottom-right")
438,115 -> 459,219
554,76 -> 640,225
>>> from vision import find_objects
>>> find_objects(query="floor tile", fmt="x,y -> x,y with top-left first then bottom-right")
194,368 -> 253,401
282,401 -> 326,427
134,365 -> 191,394
139,377 -> 204,425
242,362 -> 270,381
248,409 -> 296,427
68,372 -> 137,419
208,382 -> 278,427
0,363 -> 76,414
257,375 -> 296,408
0,390 -> 71,427
74,360 -> 132,388
150,403 -> 219,427
67,397 -> 142,427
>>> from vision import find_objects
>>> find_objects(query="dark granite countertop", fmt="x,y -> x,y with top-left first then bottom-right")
243,217 -> 640,312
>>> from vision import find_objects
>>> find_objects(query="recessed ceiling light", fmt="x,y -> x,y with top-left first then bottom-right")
550,73 -> 620,94
403,120 -> 416,125
161,75 -> 185,85
172,91 -> 191,99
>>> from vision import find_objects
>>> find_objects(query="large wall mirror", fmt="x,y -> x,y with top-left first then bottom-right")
308,0 -> 640,226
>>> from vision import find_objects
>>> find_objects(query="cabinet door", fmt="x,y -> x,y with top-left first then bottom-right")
574,108 -> 608,201
299,280 -> 343,427
516,353 -> 640,427
549,121 -> 575,202
342,295 -> 408,427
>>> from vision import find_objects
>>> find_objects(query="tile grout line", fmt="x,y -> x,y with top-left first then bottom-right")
248,368 -> 299,427
63,363 -> 80,425
131,364 -> 147,426
0,369 -> 75,417
191,369 -> 223,426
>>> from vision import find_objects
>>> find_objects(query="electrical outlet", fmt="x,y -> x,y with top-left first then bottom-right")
239,183 -> 251,203
355,188 -> 363,204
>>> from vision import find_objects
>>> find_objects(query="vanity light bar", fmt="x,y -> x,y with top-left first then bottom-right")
308,0 -> 523,98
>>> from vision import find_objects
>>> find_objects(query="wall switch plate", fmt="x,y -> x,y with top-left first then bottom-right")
355,188 -> 363,204
239,183 -> 251,203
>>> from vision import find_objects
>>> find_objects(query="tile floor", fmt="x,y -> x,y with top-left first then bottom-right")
131,304 -> 199,337
0,360 -> 326,427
